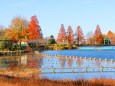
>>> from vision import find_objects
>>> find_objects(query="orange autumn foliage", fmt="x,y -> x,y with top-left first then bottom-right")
94,25 -> 103,43
106,30 -> 113,38
76,26 -> 84,42
67,26 -> 74,44
56,24 -> 67,43
5,17 -> 28,42
27,15 -> 43,40
5,29 -> 17,41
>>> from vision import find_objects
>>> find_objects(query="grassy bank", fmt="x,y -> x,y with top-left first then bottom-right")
0,75 -> 115,86
46,44 -> 78,50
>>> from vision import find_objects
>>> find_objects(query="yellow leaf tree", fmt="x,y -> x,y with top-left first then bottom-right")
5,17 -> 28,44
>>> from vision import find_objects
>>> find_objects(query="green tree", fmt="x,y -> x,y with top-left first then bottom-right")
49,35 -> 55,44
0,25 -> 5,40
0,41 -> 12,50
0,41 -> 6,50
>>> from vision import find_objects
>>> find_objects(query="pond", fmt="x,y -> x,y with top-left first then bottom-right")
41,46 -> 115,80
0,46 -> 115,80
42,46 -> 115,60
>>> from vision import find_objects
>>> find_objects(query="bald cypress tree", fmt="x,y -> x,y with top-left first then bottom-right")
27,15 -> 43,40
56,24 -> 67,43
67,26 -> 74,44
94,25 -> 103,44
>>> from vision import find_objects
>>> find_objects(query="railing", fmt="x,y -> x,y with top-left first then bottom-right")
0,50 -> 27,56
0,66 -> 114,78
39,66 -> 115,74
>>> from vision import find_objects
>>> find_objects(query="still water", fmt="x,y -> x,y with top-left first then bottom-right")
41,46 -> 115,80
0,46 -> 115,80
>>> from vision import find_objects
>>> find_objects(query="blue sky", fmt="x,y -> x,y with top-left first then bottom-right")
0,0 -> 115,38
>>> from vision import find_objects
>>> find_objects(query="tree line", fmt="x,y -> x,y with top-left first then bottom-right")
56,24 -> 115,45
0,15 -> 43,50
0,15 -> 43,42
0,15 -> 115,47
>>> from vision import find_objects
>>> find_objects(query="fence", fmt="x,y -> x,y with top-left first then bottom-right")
39,66 -> 115,74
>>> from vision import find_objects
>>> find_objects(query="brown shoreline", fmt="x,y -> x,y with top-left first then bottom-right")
0,75 -> 115,86
0,68 -> 41,79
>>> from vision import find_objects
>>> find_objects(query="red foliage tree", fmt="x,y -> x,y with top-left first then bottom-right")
56,24 -> 67,43
27,15 -> 43,40
76,26 -> 84,44
94,25 -> 103,44
106,30 -> 113,39
67,26 -> 74,44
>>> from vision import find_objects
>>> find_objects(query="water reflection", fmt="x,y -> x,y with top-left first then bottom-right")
0,54 -> 44,69
21,55 -> 27,65
0,53 -> 115,80
26,54 -> 43,69
59,57 -> 66,68
0,54 -> 115,70
67,58 -> 73,67
0,56 -> 19,69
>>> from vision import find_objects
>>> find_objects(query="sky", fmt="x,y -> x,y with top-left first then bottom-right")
0,0 -> 115,38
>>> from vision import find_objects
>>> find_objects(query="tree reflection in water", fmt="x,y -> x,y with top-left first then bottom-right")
0,56 -> 19,70
96,60 -> 102,67
67,58 -> 73,67
0,54 -> 44,70
59,57 -> 66,68
76,57 -> 83,68
27,54 -> 43,69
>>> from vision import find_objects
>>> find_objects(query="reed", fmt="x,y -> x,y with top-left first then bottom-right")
0,75 -> 115,86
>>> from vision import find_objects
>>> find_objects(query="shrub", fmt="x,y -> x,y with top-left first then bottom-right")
0,41 -> 12,50
59,46 -> 65,50
0,41 -> 5,50
10,43 -> 21,51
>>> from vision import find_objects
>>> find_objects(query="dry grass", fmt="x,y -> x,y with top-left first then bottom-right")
0,75 -> 115,86
90,78 -> 115,86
